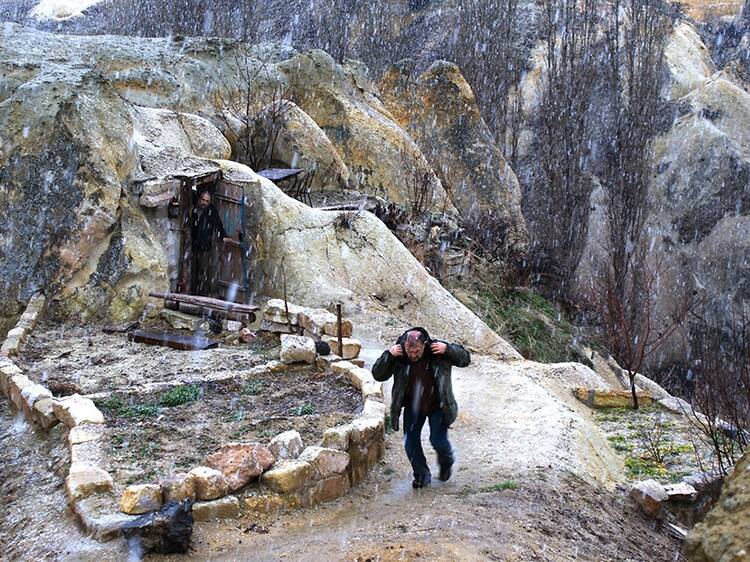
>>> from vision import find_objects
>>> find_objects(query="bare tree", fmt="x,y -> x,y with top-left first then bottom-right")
688,304 -> 750,474
602,0 -> 670,302
593,256 -> 697,409
454,0 -> 526,164
400,148 -> 435,219
214,49 -> 293,171
534,0 -> 598,298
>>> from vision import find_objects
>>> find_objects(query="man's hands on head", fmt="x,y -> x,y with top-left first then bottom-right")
389,344 -> 403,357
430,341 -> 447,355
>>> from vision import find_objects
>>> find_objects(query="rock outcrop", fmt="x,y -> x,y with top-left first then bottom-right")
686,451 -> 750,562
380,60 -> 529,270
0,25 -> 519,356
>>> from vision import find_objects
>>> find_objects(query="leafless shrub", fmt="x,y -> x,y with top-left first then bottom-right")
592,256 -> 698,409
214,49 -> 293,171
400,148 -> 435,219
688,304 -> 750,475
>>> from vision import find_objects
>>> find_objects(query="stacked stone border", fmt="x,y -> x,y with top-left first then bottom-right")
0,295 -> 387,541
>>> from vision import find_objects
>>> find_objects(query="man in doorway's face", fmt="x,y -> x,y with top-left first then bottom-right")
198,191 -> 212,209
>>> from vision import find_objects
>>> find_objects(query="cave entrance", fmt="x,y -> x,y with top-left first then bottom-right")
174,172 -> 251,304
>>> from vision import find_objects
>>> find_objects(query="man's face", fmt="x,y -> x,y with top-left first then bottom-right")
405,340 -> 426,362
198,192 -> 211,208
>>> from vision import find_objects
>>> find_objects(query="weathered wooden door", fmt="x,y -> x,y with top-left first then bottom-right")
211,180 -> 249,303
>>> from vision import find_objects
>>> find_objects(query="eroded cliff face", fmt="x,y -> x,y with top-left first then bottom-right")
0,25 -> 523,355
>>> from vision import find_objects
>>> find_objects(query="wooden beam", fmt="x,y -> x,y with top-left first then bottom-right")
128,329 -> 218,350
164,301 -> 253,323
149,292 -> 259,313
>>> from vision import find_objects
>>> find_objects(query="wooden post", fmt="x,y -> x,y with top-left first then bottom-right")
337,303 -> 343,357
282,260 -> 292,333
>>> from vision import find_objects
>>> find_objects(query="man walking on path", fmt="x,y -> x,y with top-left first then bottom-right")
372,327 -> 471,488
190,190 -> 231,296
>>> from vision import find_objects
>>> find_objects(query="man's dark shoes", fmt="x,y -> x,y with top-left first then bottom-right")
412,477 -> 431,489
437,462 -> 453,482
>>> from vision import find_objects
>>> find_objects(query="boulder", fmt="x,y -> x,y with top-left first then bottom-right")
188,466 -> 229,501
630,479 -> 668,518
239,328 -> 256,343
315,353 -> 343,370
260,320 -> 295,334
322,336 -> 361,360
297,446 -> 350,479
1,327 -> 25,357
120,484 -> 163,515
33,398 -> 59,430
66,463 -> 114,501
161,309 -> 207,332
361,380 -> 384,402
664,482 -> 698,503
205,443 -> 275,491
160,473 -> 197,503
276,50 -> 449,207
309,473 -> 350,504
380,59 -> 529,271
345,366 -> 374,390
263,299 -> 303,325
246,101 -> 350,191
53,394 -> 105,426
662,22 -> 714,100
68,424 -> 105,446
322,318 -> 353,338
192,496 -> 240,521
138,178 -> 181,208
268,430 -> 304,461
298,308 -> 338,336
685,451 -> 750,562
121,499 -> 193,555
279,334 -> 317,364
260,460 -> 314,494
322,424 -> 352,451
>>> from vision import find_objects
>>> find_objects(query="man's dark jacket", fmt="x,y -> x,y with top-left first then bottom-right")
191,204 -> 227,252
372,327 -> 470,431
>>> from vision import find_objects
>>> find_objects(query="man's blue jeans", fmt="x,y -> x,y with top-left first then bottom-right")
403,407 -> 454,484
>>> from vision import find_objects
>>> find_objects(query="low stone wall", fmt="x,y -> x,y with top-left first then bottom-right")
0,295 -> 386,542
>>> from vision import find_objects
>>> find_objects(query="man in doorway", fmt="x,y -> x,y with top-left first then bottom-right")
372,327 -> 471,488
190,190 -> 231,296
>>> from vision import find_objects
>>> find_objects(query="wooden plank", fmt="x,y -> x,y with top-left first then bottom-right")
257,168 -> 304,181
128,329 -> 218,350
165,301 -> 254,323
149,292 -> 259,313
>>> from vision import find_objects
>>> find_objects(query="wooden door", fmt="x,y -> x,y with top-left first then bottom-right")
211,180 -> 249,303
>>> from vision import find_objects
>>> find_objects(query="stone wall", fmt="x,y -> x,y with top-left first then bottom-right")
0,296 -> 386,541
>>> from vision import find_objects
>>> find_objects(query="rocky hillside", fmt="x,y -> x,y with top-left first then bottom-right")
0,24 -> 525,355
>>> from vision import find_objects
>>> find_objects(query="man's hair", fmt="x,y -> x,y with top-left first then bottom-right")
199,190 -> 212,200
405,330 -> 427,346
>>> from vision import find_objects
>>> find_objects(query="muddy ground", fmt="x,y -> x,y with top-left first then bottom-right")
17,321 -> 280,395
99,371 -> 362,488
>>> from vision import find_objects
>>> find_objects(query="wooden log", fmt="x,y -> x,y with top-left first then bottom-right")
149,292 -> 259,314
102,321 -> 139,334
128,329 -> 218,351
164,301 -> 254,323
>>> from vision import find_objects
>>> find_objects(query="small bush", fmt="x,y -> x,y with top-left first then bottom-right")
160,385 -> 201,407
292,403 -> 317,416
242,380 -> 266,395
98,396 -> 159,420
481,480 -> 518,492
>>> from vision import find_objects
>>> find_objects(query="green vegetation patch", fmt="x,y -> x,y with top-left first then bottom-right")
292,403 -> 317,416
457,287 -> 576,363
97,395 -> 159,420
159,384 -> 201,407
242,380 -> 266,395
481,480 -> 518,492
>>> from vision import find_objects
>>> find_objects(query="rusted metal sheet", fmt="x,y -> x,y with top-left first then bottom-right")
128,329 -> 218,350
